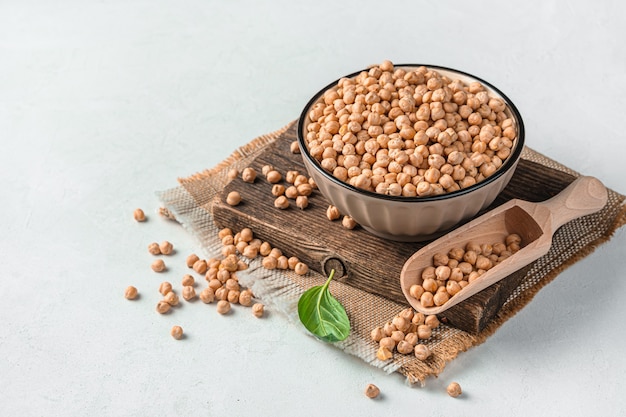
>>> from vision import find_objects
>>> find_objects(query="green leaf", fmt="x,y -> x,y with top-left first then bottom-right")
297,269 -> 350,343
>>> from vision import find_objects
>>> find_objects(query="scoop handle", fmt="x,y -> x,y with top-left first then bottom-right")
541,176 -> 608,231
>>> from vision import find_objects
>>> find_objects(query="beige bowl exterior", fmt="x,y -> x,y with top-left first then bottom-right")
298,65 -> 525,242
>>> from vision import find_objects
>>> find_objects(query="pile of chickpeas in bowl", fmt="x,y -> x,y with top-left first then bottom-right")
301,60 -> 519,198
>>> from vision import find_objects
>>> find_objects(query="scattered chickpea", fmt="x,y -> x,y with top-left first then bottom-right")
371,326 -> 384,342
252,303 -> 265,318
156,301 -> 171,314
276,255 -> 289,270
226,191 -> 242,206
193,259 -> 208,274
266,170 -> 282,184
326,205 -> 341,221
182,285 -> 196,301
239,289 -> 253,306
216,300 -> 231,314
271,184 -> 285,196
342,215 -> 357,229
159,240 -> 173,255
133,208 -> 146,222
262,256 -> 278,270
241,167 -> 257,183
151,259 -> 166,272
186,253 -> 199,268
170,325 -> 184,340
287,256 -> 300,270
274,195 -> 290,209
164,291 -> 179,306
447,382 -> 462,398
200,287 -> 215,303
124,286 -> 138,300
414,344 -> 432,360
364,384 -> 380,399
417,324 -> 432,340
227,289 -> 241,304
296,195 -> 309,210
290,141 -> 300,154
159,281 -> 173,296
218,228 -> 232,239
376,346 -> 393,361
425,315 -> 440,329
148,242 -> 161,255
284,186 -> 298,199
397,340 -> 414,354
294,262 -> 309,275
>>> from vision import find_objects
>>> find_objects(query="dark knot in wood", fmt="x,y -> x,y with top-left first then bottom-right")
322,256 -> 347,279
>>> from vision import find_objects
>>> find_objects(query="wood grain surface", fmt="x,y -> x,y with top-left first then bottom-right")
211,124 -> 577,333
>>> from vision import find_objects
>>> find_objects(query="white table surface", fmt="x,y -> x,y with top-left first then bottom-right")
2,1 -> 625,416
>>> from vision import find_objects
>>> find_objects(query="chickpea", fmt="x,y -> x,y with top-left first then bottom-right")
252,303 -> 265,318
262,256 -> 278,270
159,281 -> 172,296
433,291 -> 449,306
296,195 -> 309,210
226,191 -> 241,206
124,286 -> 138,300
156,301 -> 171,314
208,278 -> 222,292
276,255 -> 289,270
414,344 -> 431,360
288,261 -> 308,276
274,195 -> 290,209
133,208 -> 146,222
193,259 -> 208,274
420,292 -> 434,307
342,215 -> 357,229
148,242 -> 161,255
241,167 -> 257,183
379,337 -> 396,351
287,256 -> 300,270
371,326 -> 384,342
397,340 -> 414,354
447,382 -> 462,398
290,141 -> 300,154
266,170 -> 282,183
218,228 -> 232,239
268,248 -> 282,259
185,253 -> 199,268
151,259 -> 166,272
200,287 -> 215,303
425,315 -> 440,329
216,300 -> 231,315
271,184 -> 285,197
376,346 -> 393,361
239,289 -> 253,306
222,254 -> 239,272
417,324 -> 432,340
163,291 -> 179,306
170,325 -> 184,340
182,285 -> 196,301
326,205 -> 341,221
412,312 -> 425,326
364,383 -> 380,399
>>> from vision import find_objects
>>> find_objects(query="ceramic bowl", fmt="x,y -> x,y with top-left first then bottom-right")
297,64 -> 525,242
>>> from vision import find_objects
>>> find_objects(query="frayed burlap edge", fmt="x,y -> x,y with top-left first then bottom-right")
158,121 -> 626,386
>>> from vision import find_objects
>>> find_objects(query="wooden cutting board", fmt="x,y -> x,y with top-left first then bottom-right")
211,123 -> 574,333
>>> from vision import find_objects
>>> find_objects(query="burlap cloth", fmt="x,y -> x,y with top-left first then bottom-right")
157,121 -> 626,385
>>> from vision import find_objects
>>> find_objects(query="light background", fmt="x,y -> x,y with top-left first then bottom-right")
1,1 -> 625,416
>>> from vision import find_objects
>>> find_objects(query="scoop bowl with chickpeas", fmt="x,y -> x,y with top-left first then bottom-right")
297,61 -> 525,241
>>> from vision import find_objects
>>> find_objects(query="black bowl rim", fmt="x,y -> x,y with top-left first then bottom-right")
297,63 -> 525,203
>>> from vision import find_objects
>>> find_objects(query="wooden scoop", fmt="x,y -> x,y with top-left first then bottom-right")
400,176 -> 608,315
